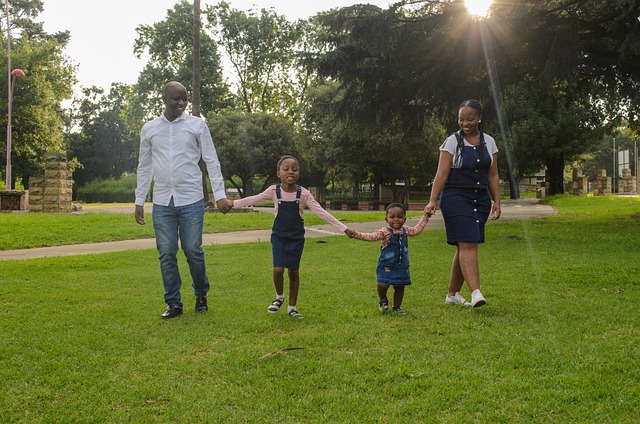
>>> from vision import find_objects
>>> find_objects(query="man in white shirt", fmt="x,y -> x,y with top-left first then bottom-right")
134,81 -> 232,319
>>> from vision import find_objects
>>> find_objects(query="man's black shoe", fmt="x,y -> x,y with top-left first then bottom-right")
195,296 -> 208,313
161,305 -> 183,319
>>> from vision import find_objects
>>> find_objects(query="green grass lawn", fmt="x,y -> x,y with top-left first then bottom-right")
0,208 -> 416,251
1,196 -> 638,422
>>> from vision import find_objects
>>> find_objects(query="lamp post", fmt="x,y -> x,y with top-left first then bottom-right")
612,137 -> 616,193
4,0 -> 10,189
5,68 -> 24,190
4,0 -> 25,190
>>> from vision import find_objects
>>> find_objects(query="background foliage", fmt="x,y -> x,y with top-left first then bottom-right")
1,0 -> 639,197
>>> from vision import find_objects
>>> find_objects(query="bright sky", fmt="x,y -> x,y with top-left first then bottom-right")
40,0 -> 391,92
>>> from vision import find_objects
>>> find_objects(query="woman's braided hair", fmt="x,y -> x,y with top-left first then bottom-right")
459,99 -> 483,115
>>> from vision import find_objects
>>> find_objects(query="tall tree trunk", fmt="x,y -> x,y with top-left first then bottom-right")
192,0 -> 201,117
193,0 -> 211,206
546,153 -> 565,195
506,166 -> 520,199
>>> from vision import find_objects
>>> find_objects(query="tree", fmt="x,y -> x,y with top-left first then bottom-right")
0,0 -> 45,37
192,0 -> 202,116
300,79 -> 442,201
0,16 -> 75,188
205,1 -> 304,117
485,0 -> 640,194
310,0 -> 640,196
299,82 -> 368,196
207,110 -> 299,197
133,0 -> 230,120
69,84 -> 138,186
304,4 -> 453,200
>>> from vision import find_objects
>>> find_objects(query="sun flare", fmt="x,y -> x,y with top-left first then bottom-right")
464,0 -> 493,18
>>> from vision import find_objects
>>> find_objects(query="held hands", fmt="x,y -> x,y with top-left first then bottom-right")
216,198 -> 233,214
344,228 -> 357,238
424,202 -> 438,217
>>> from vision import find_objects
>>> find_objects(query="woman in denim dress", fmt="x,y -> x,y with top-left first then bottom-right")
425,99 -> 501,308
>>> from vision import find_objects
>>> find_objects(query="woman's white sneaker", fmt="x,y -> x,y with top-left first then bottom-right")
471,290 -> 486,308
445,292 -> 471,307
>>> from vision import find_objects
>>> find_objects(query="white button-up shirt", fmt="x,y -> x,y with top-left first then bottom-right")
135,113 -> 226,207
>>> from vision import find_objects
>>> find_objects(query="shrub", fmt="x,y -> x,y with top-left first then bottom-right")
76,174 -> 140,203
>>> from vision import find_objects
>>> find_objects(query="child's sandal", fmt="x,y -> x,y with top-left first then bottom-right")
288,309 -> 303,319
268,298 -> 284,313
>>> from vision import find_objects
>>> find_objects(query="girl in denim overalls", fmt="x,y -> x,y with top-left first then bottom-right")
232,155 -> 351,319
351,203 -> 431,315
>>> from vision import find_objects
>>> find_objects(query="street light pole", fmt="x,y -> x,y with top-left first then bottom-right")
6,68 -> 24,190
612,137 -> 616,193
5,0 -> 11,189
4,0 -> 24,190
635,137 -> 638,194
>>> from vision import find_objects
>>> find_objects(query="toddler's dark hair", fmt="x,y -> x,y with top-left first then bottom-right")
277,155 -> 298,171
459,99 -> 483,115
385,202 -> 406,215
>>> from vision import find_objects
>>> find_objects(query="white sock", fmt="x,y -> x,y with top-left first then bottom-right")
472,289 -> 481,296
288,305 -> 296,313
276,294 -> 284,301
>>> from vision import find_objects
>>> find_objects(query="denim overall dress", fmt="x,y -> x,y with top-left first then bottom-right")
376,227 -> 411,285
440,131 -> 492,245
271,184 -> 305,269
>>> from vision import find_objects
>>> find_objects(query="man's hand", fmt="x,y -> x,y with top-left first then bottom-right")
135,205 -> 145,225
216,198 -> 233,214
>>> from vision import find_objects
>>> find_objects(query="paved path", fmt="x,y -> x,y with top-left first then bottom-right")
0,199 -> 554,261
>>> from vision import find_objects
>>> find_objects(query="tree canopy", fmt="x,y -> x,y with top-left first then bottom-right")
205,1 -> 305,118
0,0 -> 75,188
207,110 -> 299,197
133,0 -> 230,120
6,0 -> 639,198
309,0 -> 640,195
68,84 -> 139,187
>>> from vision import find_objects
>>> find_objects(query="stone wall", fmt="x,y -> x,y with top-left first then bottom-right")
570,169 -> 588,196
593,168 -> 612,196
0,190 -> 28,211
28,152 -> 73,212
618,168 -> 637,195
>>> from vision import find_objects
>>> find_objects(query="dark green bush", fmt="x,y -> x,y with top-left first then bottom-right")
76,174 -> 141,203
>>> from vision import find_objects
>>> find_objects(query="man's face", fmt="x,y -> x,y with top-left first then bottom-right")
163,83 -> 188,121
